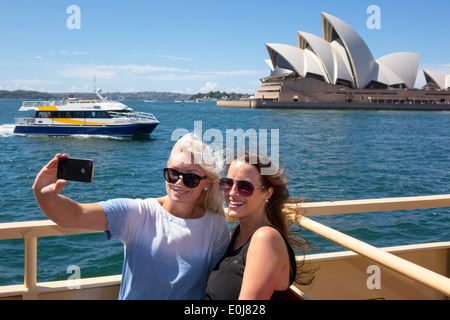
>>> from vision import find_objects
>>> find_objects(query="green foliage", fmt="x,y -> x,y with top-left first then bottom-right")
188,91 -> 248,101
0,90 -> 57,100
0,89 -> 249,101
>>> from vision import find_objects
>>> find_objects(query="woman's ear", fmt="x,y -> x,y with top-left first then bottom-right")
203,180 -> 212,191
265,187 -> 274,201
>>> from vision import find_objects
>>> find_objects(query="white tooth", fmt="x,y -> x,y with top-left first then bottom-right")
172,186 -> 188,194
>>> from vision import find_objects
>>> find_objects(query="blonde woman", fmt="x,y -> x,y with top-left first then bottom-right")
33,134 -> 230,299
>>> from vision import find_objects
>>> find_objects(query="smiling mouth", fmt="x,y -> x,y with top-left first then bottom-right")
228,199 -> 245,208
170,185 -> 189,195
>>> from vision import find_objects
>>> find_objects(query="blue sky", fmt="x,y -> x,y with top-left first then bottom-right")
0,0 -> 448,94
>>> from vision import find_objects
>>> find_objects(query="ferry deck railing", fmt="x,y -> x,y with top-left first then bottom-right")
21,100 -> 104,108
109,111 -> 159,122
0,194 -> 449,299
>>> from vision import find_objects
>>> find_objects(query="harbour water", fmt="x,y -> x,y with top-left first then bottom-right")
0,99 -> 449,286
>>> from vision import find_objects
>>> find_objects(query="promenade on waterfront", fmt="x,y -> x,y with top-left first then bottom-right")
217,100 -> 450,111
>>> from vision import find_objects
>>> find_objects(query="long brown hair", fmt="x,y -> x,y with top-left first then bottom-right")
235,150 -> 315,286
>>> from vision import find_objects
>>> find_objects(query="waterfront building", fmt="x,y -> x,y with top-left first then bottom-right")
254,12 -> 450,106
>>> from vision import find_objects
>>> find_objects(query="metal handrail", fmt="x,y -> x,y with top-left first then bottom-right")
22,100 -> 105,108
109,111 -> 159,122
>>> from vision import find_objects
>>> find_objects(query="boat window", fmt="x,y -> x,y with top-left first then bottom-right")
70,112 -> 85,118
36,111 -> 51,118
39,111 -> 114,118
95,111 -> 111,118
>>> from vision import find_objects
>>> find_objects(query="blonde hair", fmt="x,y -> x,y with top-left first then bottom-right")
168,134 -> 225,216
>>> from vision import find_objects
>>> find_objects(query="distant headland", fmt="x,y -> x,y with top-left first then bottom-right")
0,89 -> 190,101
0,90 -> 250,102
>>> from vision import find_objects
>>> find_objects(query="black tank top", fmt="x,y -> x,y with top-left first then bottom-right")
206,224 -> 297,300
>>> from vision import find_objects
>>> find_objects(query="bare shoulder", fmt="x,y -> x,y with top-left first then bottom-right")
156,196 -> 167,207
245,226 -> 289,277
250,226 -> 286,250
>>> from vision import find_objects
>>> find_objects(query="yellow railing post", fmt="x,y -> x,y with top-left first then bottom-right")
24,237 -> 37,291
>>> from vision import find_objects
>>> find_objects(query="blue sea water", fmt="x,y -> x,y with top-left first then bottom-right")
0,99 -> 449,286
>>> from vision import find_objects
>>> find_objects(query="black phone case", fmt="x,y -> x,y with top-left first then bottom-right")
57,158 -> 94,183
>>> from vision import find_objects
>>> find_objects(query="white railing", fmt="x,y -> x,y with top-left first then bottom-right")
21,100 -> 104,108
14,118 -> 35,125
0,194 -> 449,299
109,111 -> 159,122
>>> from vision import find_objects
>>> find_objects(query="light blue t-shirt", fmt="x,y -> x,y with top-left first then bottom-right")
98,198 -> 230,300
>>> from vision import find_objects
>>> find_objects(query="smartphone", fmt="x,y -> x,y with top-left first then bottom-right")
57,157 -> 95,183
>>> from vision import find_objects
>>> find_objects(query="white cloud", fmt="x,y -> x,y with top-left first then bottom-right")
55,63 -> 263,81
56,65 -> 118,80
123,86 -> 137,92
11,79 -> 62,87
118,64 -> 190,74
12,61 -> 265,92
198,70 -> 266,76
157,54 -> 191,61
56,64 -> 192,80
200,82 -> 218,92
422,63 -> 450,74
5,78 -> 63,92
226,86 -> 246,93
48,50 -> 88,56
68,84 -> 92,92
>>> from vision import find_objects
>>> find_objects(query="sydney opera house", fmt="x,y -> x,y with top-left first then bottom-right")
247,12 -> 450,108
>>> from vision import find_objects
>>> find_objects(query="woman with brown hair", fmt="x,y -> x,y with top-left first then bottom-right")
206,150 -> 313,300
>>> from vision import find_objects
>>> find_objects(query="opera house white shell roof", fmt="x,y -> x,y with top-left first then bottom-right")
423,70 -> 450,90
265,12 -> 420,89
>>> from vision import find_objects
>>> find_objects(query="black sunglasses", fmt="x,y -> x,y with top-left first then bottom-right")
219,177 -> 266,197
163,168 -> 207,189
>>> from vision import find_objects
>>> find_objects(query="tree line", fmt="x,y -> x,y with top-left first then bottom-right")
0,89 -> 249,101
188,91 -> 248,101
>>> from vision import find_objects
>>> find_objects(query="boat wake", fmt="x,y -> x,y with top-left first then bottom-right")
0,124 -> 130,140
68,134 -> 128,141
0,124 -> 14,137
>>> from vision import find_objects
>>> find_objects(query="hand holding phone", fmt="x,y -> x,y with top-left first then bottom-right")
57,157 -> 95,183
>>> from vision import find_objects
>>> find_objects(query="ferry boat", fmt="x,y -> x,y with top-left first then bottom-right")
13,90 -> 159,138
0,194 -> 449,300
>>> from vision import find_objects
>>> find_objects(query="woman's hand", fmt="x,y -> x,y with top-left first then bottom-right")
33,154 -> 68,199
32,154 -> 107,231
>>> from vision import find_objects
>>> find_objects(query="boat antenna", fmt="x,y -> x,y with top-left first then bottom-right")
93,75 -> 106,102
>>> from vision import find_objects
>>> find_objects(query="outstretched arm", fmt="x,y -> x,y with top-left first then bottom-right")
32,154 -> 107,231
